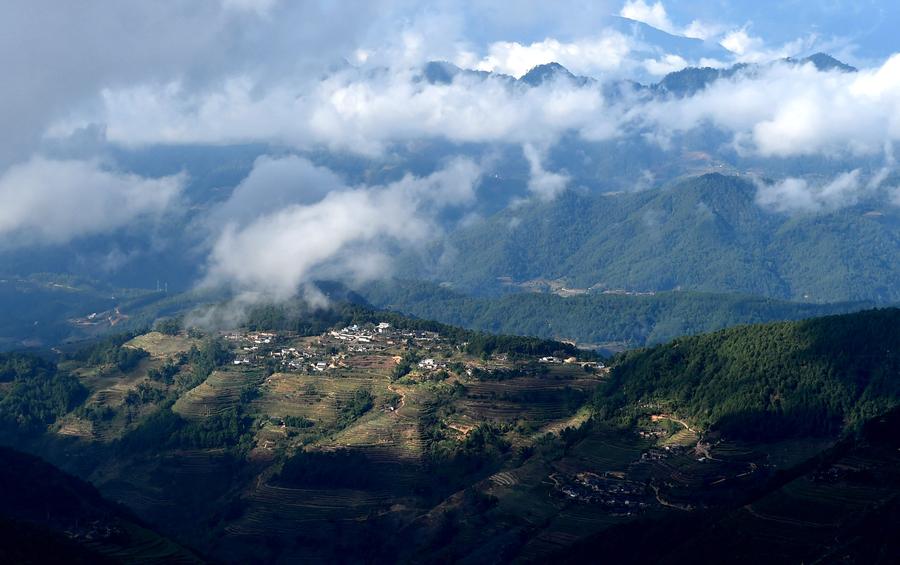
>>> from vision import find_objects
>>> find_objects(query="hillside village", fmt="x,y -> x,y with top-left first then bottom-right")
223,322 -> 604,377
1,308 -> 895,564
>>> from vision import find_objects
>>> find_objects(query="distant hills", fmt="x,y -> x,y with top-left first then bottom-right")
608,15 -> 734,64
652,53 -> 855,97
360,279 -> 871,349
519,62 -> 594,87
406,173 -> 900,303
422,52 -> 856,98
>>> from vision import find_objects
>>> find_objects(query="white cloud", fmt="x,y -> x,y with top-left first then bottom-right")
753,169 -> 893,214
0,1 -> 390,166
66,65 -> 612,156
620,0 -> 723,43
44,46 -> 900,171
206,155 -> 343,229
719,28 -> 765,57
523,144 -> 570,201
631,55 -> 900,158
50,50 -> 900,166
470,32 -> 634,78
620,1 -> 675,34
643,53 -> 688,76
719,27 -> 821,65
0,157 -> 183,246
203,157 -> 482,299
683,20 -> 725,41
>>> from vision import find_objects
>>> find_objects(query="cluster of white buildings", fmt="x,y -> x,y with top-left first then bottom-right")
417,358 -> 449,371
223,322 -> 455,375
328,323 -> 393,348
224,331 -> 275,344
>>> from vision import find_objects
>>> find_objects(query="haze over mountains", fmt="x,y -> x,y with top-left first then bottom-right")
4,51 -> 898,307
1,0 -> 899,350
2,2 -> 900,563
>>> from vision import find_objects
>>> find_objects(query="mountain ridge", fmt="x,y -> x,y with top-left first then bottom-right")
405,172 -> 900,303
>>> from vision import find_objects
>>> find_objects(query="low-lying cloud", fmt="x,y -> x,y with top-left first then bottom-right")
629,55 -> 900,158
5,0 -> 900,305
754,168 -> 895,214
464,32 -> 634,78
206,155 -> 344,229
0,157 -> 183,246
203,157 -> 482,300
523,144 -> 570,201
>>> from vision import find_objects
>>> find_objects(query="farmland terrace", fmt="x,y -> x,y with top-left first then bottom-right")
1,310 -> 898,563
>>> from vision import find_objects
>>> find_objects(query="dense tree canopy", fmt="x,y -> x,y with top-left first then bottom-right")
361,280 -> 870,348
0,354 -> 87,433
595,308 -> 900,439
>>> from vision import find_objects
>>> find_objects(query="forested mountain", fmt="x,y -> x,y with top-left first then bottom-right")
361,279 -> 871,348
596,308 -> 900,439
409,173 -> 900,303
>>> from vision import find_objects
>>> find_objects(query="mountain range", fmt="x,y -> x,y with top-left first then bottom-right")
402,173 -> 900,303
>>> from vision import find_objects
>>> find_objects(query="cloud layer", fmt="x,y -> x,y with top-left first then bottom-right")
58,52 -> 900,165
0,158 -> 183,246
203,157 -> 482,299
4,0 -> 900,302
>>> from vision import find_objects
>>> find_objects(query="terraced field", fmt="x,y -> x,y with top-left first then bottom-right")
460,372 -> 603,426
564,428 -> 650,471
85,522 -> 202,564
125,332 -> 198,359
5,308 -> 897,563
93,448 -> 237,537
326,396 -> 426,460
252,372 -> 382,425
232,483 -> 398,533
174,367 -> 262,419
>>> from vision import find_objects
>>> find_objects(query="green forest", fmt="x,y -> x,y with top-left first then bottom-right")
0,354 -> 87,433
361,279 -> 869,347
594,308 -> 900,439
401,174 -> 900,303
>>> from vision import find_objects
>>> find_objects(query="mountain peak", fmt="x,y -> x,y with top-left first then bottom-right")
519,62 -> 592,87
653,63 -> 747,97
798,52 -> 857,73
422,60 -> 461,84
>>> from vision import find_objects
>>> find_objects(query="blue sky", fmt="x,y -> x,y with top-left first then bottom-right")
657,0 -> 898,62
405,0 -> 900,67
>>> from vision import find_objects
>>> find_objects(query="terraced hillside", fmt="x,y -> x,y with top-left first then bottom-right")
0,308 -> 897,563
